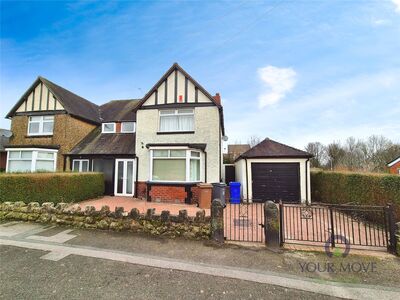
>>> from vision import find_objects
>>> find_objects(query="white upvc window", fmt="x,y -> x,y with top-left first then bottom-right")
150,148 -> 201,182
159,109 -> 194,132
72,159 -> 89,172
28,116 -> 54,136
102,123 -> 116,133
6,148 -> 57,172
121,122 -> 135,133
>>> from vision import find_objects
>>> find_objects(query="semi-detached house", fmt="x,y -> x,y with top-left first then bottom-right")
5,63 -> 225,204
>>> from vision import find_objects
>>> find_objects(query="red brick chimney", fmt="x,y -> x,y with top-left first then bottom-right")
213,93 -> 221,105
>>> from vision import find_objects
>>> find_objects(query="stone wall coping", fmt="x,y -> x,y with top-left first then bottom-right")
0,201 -> 210,223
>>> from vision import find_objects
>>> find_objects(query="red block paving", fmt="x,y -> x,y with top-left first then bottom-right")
76,196 -> 210,217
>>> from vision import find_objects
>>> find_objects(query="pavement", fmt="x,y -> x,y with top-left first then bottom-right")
1,221 -> 400,300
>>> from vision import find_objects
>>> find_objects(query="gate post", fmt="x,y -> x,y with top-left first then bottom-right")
264,201 -> 280,249
386,204 -> 397,254
329,207 -> 335,248
395,222 -> 400,256
210,199 -> 224,243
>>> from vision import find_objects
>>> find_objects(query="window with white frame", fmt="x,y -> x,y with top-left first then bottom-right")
151,149 -> 200,182
159,109 -> 194,132
72,159 -> 89,172
102,123 -> 116,133
121,122 -> 135,133
6,149 -> 57,172
28,116 -> 54,135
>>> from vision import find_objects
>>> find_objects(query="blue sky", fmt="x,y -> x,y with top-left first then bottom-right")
1,0 -> 399,149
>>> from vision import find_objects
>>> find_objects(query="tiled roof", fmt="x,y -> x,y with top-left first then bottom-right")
69,127 -> 135,155
99,99 -> 141,122
237,138 -> 313,160
39,77 -> 101,124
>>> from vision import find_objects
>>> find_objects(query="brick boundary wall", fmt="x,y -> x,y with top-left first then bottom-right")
0,201 -> 211,240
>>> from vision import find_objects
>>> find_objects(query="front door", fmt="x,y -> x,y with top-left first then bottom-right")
114,159 -> 135,196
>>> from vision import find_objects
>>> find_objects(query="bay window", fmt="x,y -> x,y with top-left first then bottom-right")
6,149 -> 57,172
151,149 -> 201,182
159,109 -> 194,132
28,116 -> 54,135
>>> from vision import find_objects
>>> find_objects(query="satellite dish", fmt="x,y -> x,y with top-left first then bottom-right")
222,135 -> 229,141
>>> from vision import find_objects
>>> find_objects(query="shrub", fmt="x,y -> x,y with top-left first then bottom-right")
0,172 -> 104,204
311,170 -> 400,221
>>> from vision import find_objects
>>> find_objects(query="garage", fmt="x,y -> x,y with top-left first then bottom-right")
251,163 -> 300,202
235,138 -> 313,203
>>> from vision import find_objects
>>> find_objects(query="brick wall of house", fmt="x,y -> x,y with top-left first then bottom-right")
389,161 -> 400,175
191,186 -> 199,205
0,152 -> 7,170
9,114 -> 97,171
136,181 -> 147,199
149,185 -> 187,203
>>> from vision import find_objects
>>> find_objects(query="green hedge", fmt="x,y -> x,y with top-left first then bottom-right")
311,170 -> 400,221
0,172 -> 104,204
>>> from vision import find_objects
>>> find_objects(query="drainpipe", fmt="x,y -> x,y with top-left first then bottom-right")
204,151 -> 207,183
135,156 -> 139,198
245,158 -> 249,201
305,158 -> 309,205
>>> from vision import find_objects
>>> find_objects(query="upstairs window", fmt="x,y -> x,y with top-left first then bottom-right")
28,116 -> 54,136
102,123 -> 116,133
121,122 -> 135,133
159,109 -> 194,132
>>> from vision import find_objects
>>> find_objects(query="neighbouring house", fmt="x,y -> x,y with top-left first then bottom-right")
387,156 -> 400,175
224,144 -> 250,163
235,138 -> 313,203
5,63 -> 225,204
5,77 -> 99,172
0,129 -> 11,171
222,144 -> 251,183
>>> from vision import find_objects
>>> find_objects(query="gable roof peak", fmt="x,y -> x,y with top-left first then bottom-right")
6,76 -> 101,124
237,138 -> 313,160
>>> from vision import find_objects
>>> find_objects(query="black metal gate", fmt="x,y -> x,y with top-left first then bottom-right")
279,203 -> 397,252
224,202 -> 265,243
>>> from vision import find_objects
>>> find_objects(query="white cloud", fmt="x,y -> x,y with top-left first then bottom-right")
372,19 -> 390,26
226,69 -> 400,148
392,0 -> 400,13
257,66 -> 297,108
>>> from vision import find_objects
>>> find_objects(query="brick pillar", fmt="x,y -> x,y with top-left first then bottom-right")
210,199 -> 224,243
197,183 -> 212,209
264,201 -> 280,249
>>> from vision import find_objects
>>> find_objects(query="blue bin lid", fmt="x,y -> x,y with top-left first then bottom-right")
229,182 -> 241,186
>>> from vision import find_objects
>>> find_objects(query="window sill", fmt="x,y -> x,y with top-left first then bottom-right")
147,181 -> 201,186
25,135 -> 53,138
157,131 -> 194,135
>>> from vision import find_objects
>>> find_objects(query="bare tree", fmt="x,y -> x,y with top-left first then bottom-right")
304,135 -> 400,172
247,135 -> 262,148
305,142 -> 326,168
326,142 -> 345,170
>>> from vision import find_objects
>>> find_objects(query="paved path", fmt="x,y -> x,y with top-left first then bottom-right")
0,222 -> 399,300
